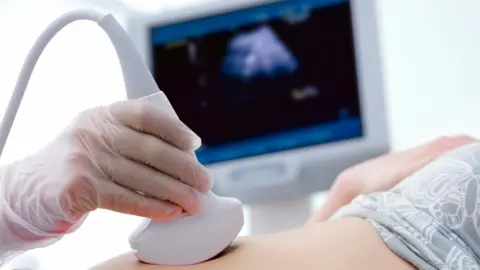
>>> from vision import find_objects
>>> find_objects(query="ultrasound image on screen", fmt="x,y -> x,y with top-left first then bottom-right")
221,25 -> 299,80
150,0 -> 363,164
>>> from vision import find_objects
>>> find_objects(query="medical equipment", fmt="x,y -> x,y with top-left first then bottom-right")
130,190 -> 244,265
0,9 -> 244,266
123,0 -> 389,234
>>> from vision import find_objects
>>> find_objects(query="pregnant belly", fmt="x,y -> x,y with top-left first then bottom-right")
91,218 -> 414,270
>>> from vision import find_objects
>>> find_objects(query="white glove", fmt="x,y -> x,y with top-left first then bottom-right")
0,99 -> 211,262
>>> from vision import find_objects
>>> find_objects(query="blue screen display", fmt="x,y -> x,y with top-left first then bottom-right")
150,0 -> 363,164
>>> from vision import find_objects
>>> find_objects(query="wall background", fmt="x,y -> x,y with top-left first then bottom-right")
0,0 -> 479,269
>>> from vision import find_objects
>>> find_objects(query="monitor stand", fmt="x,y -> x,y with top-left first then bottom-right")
248,196 -> 312,235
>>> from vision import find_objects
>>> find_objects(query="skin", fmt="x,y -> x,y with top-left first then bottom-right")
91,135 -> 476,270
91,218 -> 414,270
311,135 -> 476,221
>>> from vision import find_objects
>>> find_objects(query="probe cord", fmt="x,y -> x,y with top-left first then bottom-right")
0,9 -> 157,159
0,10 -> 104,158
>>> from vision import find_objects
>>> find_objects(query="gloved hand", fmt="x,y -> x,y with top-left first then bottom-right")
0,99 -> 211,255
309,135 -> 476,223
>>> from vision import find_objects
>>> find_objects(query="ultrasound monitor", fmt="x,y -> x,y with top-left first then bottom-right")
125,0 -> 389,204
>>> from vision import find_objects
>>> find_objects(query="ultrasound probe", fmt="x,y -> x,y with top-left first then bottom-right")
0,10 -> 245,266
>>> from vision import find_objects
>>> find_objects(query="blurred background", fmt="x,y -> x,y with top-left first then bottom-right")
0,0 -> 480,269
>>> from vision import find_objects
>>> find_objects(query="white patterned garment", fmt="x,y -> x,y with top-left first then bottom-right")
335,142 -> 480,269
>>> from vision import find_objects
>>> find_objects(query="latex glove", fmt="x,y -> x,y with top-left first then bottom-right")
310,135 -> 476,223
0,99 -> 211,258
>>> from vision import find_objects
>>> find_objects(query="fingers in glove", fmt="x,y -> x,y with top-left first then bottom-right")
113,127 -> 212,192
98,181 -> 183,220
99,155 -> 202,214
109,100 -> 201,151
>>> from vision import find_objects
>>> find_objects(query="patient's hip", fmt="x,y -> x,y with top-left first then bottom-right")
336,142 -> 480,269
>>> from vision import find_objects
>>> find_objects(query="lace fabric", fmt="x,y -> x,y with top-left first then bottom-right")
337,142 -> 480,269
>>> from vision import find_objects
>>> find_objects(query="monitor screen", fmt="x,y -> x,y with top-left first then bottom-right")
150,0 -> 363,165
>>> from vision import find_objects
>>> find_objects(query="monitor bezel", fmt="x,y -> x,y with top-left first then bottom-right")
124,0 -> 390,203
